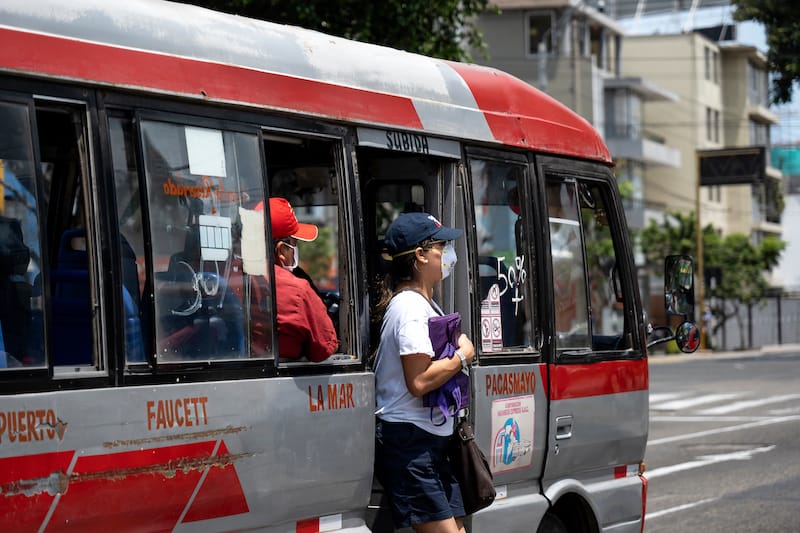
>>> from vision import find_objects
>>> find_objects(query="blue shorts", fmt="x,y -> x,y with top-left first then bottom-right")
375,419 -> 465,528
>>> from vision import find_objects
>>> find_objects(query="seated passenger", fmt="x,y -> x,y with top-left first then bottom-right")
264,197 -> 338,362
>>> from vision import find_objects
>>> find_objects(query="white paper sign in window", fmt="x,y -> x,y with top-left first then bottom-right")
238,206 -> 267,276
199,215 -> 231,261
185,126 -> 226,177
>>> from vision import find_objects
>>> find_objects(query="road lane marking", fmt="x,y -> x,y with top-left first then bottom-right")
649,392 -> 684,403
645,445 -> 775,479
648,415 -> 800,446
651,393 -> 742,411
697,394 -> 800,415
645,498 -> 718,520
650,415 -> 768,422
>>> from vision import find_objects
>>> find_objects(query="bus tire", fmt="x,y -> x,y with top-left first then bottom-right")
537,512 -> 568,533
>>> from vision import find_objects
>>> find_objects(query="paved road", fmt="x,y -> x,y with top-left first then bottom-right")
644,347 -> 800,532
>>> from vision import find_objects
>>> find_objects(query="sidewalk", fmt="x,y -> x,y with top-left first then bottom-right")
648,343 -> 800,364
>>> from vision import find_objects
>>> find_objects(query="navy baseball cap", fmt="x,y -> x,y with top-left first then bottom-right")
384,212 -> 462,257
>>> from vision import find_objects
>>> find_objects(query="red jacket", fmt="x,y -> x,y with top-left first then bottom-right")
273,266 -> 338,361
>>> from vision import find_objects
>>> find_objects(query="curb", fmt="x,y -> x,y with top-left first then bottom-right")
648,343 -> 800,364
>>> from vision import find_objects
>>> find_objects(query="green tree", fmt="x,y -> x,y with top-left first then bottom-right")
640,211 -> 785,347
732,0 -> 800,104
182,0 -> 493,62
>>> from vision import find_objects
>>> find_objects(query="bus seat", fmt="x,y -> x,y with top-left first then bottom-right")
123,285 -> 145,362
50,229 -> 92,365
51,268 -> 92,365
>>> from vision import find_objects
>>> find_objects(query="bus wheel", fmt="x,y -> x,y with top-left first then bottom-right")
537,512 -> 568,533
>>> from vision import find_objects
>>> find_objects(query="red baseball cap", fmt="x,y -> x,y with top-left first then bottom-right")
255,197 -> 318,241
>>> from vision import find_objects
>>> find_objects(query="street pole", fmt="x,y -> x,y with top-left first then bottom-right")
695,151 -> 705,347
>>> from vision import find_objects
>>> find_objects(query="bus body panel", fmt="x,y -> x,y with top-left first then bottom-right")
542,361 -> 648,530
0,374 -> 374,531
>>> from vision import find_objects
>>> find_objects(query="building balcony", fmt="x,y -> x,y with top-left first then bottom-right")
607,134 -> 682,167
748,103 -> 779,125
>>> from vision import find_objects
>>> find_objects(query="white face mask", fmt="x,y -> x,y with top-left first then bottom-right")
280,241 -> 299,271
440,242 -> 457,280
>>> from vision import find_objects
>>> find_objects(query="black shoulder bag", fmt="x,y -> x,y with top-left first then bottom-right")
448,415 -> 496,515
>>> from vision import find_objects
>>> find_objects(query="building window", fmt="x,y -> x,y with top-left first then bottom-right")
713,50 -> 719,83
748,62 -> 768,107
528,12 -> 554,54
706,107 -> 720,143
704,47 -> 711,81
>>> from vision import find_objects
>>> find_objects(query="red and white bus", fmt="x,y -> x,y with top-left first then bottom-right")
0,1 -> 697,531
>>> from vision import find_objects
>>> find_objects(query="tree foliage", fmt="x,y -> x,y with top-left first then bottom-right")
182,0 -> 493,62
640,211 -> 785,340
732,0 -> 800,104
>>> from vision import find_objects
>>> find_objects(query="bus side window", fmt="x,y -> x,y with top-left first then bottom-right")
547,180 -> 590,350
263,135 -> 346,361
139,119 -> 264,362
546,178 -> 631,352
0,101 -> 43,369
109,116 -> 148,363
578,183 -> 631,351
36,103 -> 99,370
469,157 -> 533,353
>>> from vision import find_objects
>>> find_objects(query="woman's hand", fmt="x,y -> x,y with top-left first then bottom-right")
457,334 -> 475,364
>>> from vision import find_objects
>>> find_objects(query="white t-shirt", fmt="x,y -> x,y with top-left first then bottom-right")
374,290 -> 454,436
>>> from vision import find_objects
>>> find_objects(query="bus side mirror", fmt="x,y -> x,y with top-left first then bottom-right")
664,255 -> 694,319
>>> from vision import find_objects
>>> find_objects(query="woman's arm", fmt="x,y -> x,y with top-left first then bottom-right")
401,334 -> 475,397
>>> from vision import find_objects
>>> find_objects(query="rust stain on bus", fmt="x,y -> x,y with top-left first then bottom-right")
102,425 -> 247,448
0,452 -> 253,497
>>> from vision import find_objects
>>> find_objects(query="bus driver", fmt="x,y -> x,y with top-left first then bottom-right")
262,197 -> 338,362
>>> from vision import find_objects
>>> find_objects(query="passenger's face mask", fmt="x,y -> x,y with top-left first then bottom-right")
440,242 -> 457,280
280,241 -> 299,271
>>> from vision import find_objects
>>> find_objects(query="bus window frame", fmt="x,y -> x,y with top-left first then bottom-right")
0,80 -> 116,392
261,127 -> 361,370
40,96 -> 109,380
536,155 -> 644,365
0,88 -> 52,386
463,146 -> 542,366
100,100 -> 363,382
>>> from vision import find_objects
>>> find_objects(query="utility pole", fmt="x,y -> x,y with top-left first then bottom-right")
695,151 -> 705,346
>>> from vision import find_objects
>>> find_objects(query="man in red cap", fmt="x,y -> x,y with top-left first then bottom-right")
259,197 -> 338,361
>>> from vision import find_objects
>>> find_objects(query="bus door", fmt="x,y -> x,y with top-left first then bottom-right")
540,159 -> 647,531
463,149 -> 551,532
356,127 -> 463,530
355,127 -> 467,314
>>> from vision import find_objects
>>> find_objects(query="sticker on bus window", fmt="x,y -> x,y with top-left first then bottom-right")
239,206 -> 267,276
185,126 -> 226,177
199,215 -> 231,261
490,394 -> 534,474
480,283 -> 503,352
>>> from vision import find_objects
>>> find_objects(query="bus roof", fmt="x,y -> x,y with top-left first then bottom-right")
0,0 -> 612,163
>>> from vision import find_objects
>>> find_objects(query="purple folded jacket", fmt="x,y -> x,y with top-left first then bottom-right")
424,312 -> 470,425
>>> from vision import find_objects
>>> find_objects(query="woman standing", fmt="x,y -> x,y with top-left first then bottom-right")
372,212 -> 476,533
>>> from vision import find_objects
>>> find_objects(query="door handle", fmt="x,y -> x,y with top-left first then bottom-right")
555,415 -> 573,440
